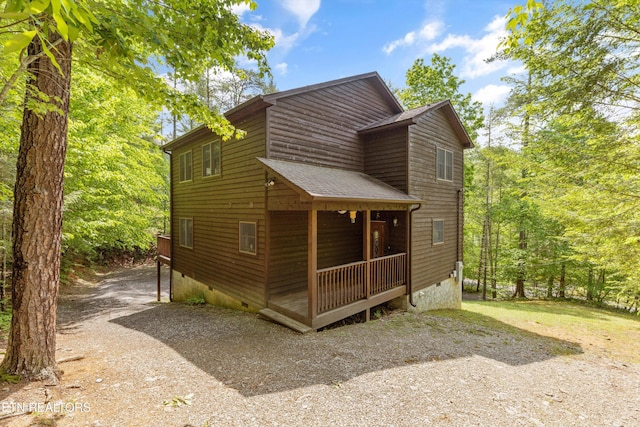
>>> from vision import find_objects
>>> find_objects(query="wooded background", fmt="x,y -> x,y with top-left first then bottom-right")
1,0 -> 638,313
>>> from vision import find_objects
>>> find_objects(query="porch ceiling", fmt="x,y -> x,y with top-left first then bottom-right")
257,157 -> 422,205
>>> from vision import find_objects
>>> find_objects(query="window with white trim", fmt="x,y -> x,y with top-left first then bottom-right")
179,218 -> 193,248
202,141 -> 221,177
433,219 -> 444,245
179,151 -> 192,182
437,147 -> 453,181
239,221 -> 257,255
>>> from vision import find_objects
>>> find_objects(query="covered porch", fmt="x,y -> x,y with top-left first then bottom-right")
259,158 -> 421,330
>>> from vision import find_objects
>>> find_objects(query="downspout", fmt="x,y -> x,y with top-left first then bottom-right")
457,188 -> 463,290
407,203 -> 422,307
163,149 -> 174,302
457,189 -> 463,262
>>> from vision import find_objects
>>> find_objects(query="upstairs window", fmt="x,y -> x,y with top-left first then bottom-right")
202,141 -> 221,177
179,151 -> 192,182
179,217 -> 193,248
239,221 -> 257,255
437,148 -> 453,181
433,219 -> 444,245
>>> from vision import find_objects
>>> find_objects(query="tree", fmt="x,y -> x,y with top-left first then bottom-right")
503,0 -> 640,296
397,54 -> 485,140
63,66 -> 169,261
0,0 -> 273,382
175,66 -> 277,134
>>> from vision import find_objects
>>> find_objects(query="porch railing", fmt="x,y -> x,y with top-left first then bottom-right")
157,234 -> 171,262
316,253 -> 406,314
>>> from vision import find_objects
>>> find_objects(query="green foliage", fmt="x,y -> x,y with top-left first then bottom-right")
0,0 -> 274,263
1,0 -> 274,139
397,54 -> 485,141
499,0 -> 640,296
0,308 -> 10,332
63,65 -> 168,259
185,294 -> 206,305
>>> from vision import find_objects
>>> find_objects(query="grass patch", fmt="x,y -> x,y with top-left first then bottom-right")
455,300 -> 640,363
184,294 -> 206,305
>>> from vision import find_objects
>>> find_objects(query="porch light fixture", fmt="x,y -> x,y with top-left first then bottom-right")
393,217 -> 398,227
264,177 -> 275,187
349,210 -> 357,223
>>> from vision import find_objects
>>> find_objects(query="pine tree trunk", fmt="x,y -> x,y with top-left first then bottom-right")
0,32 -> 72,383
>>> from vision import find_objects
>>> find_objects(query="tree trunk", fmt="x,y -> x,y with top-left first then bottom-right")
546,274 -> 554,298
559,263 -> 566,298
0,32 -> 72,383
513,228 -> 527,298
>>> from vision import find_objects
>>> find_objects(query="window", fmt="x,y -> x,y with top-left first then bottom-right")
179,151 -> 192,182
202,141 -> 221,177
239,221 -> 257,255
437,148 -> 453,181
179,218 -> 193,248
433,219 -> 444,245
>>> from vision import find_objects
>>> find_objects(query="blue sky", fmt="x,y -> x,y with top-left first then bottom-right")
235,0 -> 523,110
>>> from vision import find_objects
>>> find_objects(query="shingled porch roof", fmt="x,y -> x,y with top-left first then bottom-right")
257,158 -> 422,205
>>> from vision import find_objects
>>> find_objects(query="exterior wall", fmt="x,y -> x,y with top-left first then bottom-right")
393,277 -> 461,311
268,211 -> 307,297
267,79 -> 398,171
171,271 -> 257,312
171,111 -> 268,308
364,127 -> 408,192
317,211 -> 363,269
408,108 -> 464,293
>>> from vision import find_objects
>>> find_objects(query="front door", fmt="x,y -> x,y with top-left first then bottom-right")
370,221 -> 386,259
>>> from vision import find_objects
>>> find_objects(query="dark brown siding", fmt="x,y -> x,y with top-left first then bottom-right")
267,79 -> 398,171
364,128 -> 408,192
317,211 -> 363,269
409,108 -> 464,290
268,211 -> 307,297
171,111 -> 268,307
267,210 -> 365,296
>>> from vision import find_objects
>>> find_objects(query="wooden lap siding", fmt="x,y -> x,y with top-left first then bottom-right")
171,111 -> 268,308
364,128 -> 409,193
268,211 -> 307,298
267,79 -> 398,171
409,108 -> 464,290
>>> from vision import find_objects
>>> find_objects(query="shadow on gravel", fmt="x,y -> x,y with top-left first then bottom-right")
110,300 -> 582,397
57,264 -> 170,332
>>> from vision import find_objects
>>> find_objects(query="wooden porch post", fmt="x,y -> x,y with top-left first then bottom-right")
157,260 -> 161,302
363,210 -> 371,322
308,209 -> 318,321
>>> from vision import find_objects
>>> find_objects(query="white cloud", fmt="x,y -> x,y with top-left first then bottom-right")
231,3 -> 252,17
383,15 -> 511,80
275,62 -> 288,75
279,0 -> 321,28
383,21 -> 444,54
473,84 -> 511,106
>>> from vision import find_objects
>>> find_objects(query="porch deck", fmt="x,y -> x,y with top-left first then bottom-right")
267,252 -> 408,330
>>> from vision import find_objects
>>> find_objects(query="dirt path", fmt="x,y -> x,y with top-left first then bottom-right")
1,264 -> 639,426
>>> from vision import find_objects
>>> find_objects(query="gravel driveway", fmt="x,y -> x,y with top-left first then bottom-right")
1,263 -> 638,426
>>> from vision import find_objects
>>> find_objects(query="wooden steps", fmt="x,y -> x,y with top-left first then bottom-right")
258,308 -> 315,334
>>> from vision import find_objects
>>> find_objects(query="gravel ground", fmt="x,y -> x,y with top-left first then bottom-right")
1,263 -> 639,426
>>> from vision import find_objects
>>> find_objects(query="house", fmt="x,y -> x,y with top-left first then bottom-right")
159,72 -> 473,332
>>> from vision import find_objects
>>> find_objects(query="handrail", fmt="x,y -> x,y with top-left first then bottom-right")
157,234 -> 171,260
316,253 -> 406,314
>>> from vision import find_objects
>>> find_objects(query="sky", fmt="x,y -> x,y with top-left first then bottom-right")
234,0 -> 524,111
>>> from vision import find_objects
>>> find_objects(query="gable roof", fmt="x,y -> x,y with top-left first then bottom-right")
163,72 -> 403,152
226,71 -> 403,122
258,158 -> 422,205
358,99 -> 474,148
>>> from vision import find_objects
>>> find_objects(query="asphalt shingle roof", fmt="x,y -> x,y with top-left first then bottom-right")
258,158 -> 421,204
